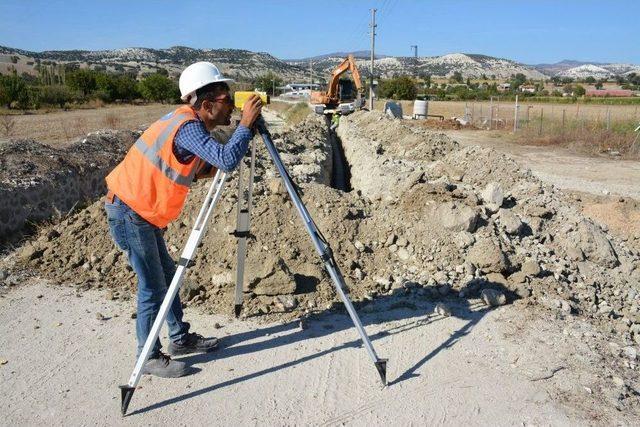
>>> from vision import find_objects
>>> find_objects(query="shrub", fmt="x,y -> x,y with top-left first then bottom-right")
379,76 -> 417,100
0,74 -> 29,109
138,74 -> 179,103
40,85 -> 76,108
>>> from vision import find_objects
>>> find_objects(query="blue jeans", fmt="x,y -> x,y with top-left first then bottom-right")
105,196 -> 189,358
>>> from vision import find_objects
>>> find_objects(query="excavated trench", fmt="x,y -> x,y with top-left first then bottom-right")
325,115 -> 352,192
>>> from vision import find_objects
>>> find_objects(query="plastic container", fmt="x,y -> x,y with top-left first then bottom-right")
413,100 -> 428,119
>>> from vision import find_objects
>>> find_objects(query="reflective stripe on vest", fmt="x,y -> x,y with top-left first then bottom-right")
133,113 -> 198,187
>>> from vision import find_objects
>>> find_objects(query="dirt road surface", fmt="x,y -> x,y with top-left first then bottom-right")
0,281 -> 617,425
447,130 -> 640,199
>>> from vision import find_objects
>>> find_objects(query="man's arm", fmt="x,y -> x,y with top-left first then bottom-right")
174,121 -> 253,173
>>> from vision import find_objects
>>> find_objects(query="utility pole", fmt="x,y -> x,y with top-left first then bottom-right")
369,8 -> 377,110
411,45 -> 418,78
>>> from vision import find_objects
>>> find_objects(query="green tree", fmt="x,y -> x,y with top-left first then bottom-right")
40,85 -> 76,108
594,81 -> 604,89
379,76 -> 417,100
511,73 -> 527,89
449,71 -> 463,84
254,72 -> 283,95
584,76 -> 596,84
0,73 -> 29,109
562,83 -> 574,95
138,73 -> 179,103
573,84 -> 586,96
66,69 -> 97,96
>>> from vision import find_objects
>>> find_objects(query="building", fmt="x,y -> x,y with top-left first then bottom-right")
519,84 -> 536,93
498,83 -> 511,92
279,83 -> 322,97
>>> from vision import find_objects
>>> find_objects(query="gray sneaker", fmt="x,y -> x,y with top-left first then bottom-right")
168,332 -> 219,356
143,352 -> 190,378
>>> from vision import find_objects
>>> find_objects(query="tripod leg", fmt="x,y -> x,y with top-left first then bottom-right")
255,119 -> 387,385
119,170 -> 228,415
233,138 -> 257,317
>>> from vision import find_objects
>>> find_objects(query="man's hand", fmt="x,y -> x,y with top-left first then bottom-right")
239,95 -> 262,129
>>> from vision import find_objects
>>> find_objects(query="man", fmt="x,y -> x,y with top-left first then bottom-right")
104,62 -> 262,378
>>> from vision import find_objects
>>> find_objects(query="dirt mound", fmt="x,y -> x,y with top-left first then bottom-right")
5,111 -> 640,345
0,130 -> 138,245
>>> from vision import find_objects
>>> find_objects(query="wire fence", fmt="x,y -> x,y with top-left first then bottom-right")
425,99 -> 640,156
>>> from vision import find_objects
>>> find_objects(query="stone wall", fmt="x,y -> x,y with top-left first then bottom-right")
0,130 -> 138,245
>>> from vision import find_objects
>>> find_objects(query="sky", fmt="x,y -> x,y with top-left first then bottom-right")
1,0 -> 638,64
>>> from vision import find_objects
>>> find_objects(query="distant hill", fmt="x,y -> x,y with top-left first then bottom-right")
288,52 -> 547,80
0,45 -> 309,81
534,59 -> 640,78
1,45 -> 638,82
284,50 -> 388,62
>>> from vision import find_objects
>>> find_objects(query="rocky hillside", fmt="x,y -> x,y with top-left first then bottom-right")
0,45 -> 308,81
2,44 -> 638,81
288,52 -> 546,79
535,59 -> 640,78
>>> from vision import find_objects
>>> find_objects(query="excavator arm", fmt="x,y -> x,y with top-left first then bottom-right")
311,54 -> 363,107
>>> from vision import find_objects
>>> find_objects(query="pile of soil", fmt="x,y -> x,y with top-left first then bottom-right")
3,112 -> 640,403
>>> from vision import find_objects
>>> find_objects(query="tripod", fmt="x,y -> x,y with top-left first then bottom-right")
119,117 -> 387,415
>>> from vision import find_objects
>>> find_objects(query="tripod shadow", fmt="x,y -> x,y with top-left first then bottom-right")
128,282 -> 509,416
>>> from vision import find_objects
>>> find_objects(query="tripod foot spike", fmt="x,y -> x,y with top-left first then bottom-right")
374,359 -> 388,386
119,385 -> 135,416
234,304 -> 243,318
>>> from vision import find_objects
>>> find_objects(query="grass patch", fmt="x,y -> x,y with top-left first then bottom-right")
515,117 -> 640,159
268,100 -> 311,125
283,102 -> 311,125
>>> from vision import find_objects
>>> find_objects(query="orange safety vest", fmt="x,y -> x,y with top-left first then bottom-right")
105,105 -> 213,228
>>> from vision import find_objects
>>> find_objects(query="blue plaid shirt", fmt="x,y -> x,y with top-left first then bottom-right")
173,119 -> 253,172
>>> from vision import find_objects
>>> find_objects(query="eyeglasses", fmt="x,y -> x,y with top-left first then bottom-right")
212,95 -> 234,107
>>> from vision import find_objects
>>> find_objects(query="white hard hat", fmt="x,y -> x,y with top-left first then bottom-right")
179,61 -> 234,104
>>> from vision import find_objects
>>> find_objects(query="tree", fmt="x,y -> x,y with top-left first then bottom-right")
379,76 -> 417,100
585,76 -> 596,84
39,85 -> 76,108
66,69 -> 97,96
573,84 -> 586,96
253,72 -> 283,95
449,71 -> 463,84
594,81 -> 604,90
138,73 -> 179,103
0,73 -> 29,109
511,73 -> 527,89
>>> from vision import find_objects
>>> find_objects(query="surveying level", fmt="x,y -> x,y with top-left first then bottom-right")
234,91 -> 270,110
119,115 -> 386,416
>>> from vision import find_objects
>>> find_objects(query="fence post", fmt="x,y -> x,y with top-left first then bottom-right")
562,109 -> 566,128
513,95 -> 519,132
606,108 -> 611,131
489,97 -> 493,130
538,107 -> 544,136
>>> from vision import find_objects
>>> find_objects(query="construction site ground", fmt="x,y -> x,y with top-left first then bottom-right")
1,109 -> 640,425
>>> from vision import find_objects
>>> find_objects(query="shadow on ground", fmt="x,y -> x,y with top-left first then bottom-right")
128,285 -> 508,416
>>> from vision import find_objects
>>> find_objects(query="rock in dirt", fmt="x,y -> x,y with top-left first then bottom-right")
560,220 -> 619,267
454,231 -> 475,249
481,182 -> 504,212
521,260 -> 541,277
434,303 -> 451,317
467,238 -> 508,273
246,255 -> 296,296
437,202 -> 478,232
481,289 -> 507,307
498,209 -> 523,235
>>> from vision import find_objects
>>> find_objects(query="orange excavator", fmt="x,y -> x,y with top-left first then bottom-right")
310,54 -> 364,115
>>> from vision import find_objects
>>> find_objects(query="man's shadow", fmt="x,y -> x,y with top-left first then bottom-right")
128,279 -> 513,416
